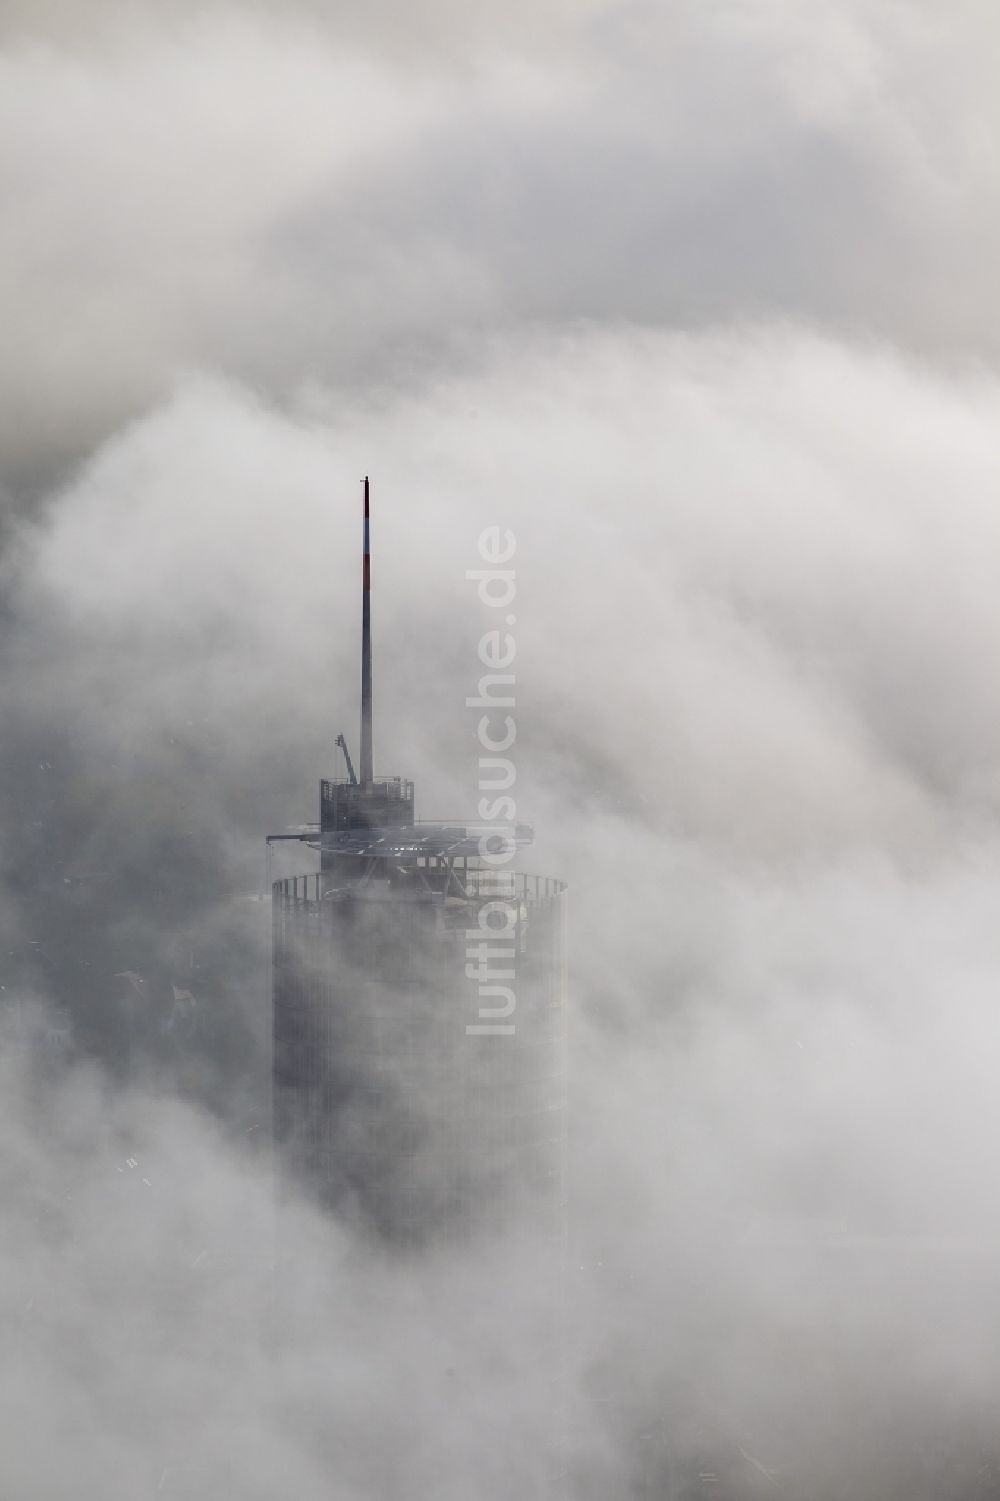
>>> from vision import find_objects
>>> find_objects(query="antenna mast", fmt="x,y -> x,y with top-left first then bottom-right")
360,476 -> 374,789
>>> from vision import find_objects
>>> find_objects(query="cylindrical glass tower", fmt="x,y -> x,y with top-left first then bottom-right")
272,851 -> 566,1244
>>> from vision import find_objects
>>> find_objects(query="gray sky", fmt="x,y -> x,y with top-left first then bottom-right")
4,3 -> 1000,1497
3,0 -> 1000,493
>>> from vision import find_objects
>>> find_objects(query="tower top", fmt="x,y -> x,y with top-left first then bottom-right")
265,477 -> 534,863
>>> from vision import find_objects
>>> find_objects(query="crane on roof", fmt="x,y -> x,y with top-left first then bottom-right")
335,732 -> 358,787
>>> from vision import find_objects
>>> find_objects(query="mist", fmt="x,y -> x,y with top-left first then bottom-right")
4,1 -> 1000,1497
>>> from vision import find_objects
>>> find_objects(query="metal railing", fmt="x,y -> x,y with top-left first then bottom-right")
322,776 -> 414,791
272,868 -> 565,907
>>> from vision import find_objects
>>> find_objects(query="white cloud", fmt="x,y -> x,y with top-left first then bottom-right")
5,1 -> 1000,1490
